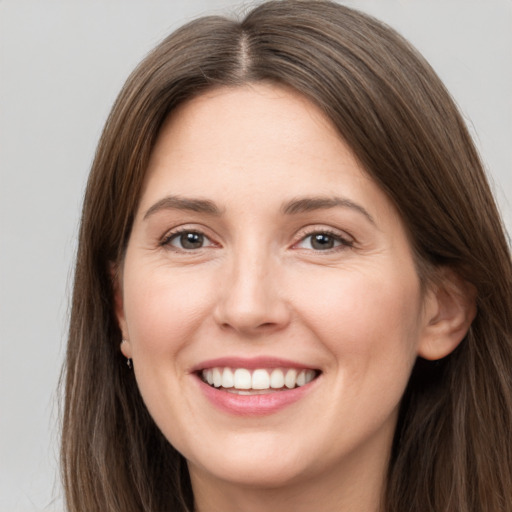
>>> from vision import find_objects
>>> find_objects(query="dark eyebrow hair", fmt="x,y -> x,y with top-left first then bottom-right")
143,194 -> 375,225
143,195 -> 222,220
281,196 -> 376,225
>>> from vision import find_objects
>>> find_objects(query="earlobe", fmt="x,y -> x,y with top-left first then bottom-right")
418,268 -> 477,361
120,339 -> 133,360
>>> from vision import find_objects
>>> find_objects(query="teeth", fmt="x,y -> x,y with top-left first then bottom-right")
221,368 -> 234,388
212,368 -> 222,387
233,368 -> 252,389
284,369 -> 297,389
202,367 -> 317,391
252,369 -> 270,390
270,368 -> 285,389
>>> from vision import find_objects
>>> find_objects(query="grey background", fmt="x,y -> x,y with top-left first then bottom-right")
0,1 -> 510,510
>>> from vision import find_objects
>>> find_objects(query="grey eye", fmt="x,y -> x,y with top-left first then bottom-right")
297,232 -> 346,251
169,231 -> 207,250
310,233 -> 336,250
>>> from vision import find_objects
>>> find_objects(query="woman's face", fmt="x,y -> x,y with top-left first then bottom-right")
117,84 -> 436,493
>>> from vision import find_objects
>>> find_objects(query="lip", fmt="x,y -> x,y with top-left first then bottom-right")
190,356 -> 317,372
191,357 -> 321,416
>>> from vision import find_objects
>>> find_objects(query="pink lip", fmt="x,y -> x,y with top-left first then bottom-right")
192,358 -> 321,416
196,378 -> 318,416
190,356 -> 317,372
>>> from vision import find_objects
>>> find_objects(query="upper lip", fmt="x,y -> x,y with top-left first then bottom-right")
189,356 -> 320,373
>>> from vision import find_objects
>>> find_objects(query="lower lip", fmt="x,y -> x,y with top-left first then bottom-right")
195,375 -> 319,416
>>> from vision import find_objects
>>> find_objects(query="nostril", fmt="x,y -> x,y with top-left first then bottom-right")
218,321 -> 286,337
256,321 -> 281,330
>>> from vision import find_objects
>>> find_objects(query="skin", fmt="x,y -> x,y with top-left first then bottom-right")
116,84 -> 472,512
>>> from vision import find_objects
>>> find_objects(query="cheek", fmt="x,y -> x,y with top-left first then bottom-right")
291,265 -> 423,447
121,265 -> 218,439
292,263 -> 423,381
122,265 -> 216,361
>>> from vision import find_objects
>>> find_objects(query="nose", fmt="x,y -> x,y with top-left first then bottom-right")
213,251 -> 291,336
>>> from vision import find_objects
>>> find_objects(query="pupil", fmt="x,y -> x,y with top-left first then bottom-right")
181,232 -> 203,249
312,233 -> 333,250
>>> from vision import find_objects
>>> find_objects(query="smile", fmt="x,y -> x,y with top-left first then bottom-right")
201,367 -> 318,394
193,357 -> 322,415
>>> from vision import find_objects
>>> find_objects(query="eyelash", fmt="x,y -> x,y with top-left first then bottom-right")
293,228 -> 354,252
160,227 -> 354,252
160,228 -> 215,251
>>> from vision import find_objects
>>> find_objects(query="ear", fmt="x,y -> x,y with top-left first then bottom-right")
110,262 -> 132,359
418,268 -> 477,361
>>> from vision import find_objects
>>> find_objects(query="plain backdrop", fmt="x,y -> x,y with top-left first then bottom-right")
0,1 -> 510,510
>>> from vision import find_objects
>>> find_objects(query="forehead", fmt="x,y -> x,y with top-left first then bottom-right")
144,85 -> 367,194
136,83 -> 403,231
152,84 -> 348,166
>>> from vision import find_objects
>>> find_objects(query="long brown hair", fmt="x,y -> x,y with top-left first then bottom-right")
61,2 -> 512,511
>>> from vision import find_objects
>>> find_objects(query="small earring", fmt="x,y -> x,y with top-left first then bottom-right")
121,339 -> 132,369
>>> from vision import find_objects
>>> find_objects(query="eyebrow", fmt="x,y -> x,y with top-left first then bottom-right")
143,195 -> 223,220
281,196 -> 376,225
143,194 -> 375,226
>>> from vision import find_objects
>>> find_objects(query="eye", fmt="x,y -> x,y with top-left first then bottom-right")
162,230 -> 214,250
295,231 -> 353,251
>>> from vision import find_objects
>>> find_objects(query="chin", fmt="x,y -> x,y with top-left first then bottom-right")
189,454 -> 310,490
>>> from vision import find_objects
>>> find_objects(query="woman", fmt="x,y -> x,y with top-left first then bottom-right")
61,1 -> 512,511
